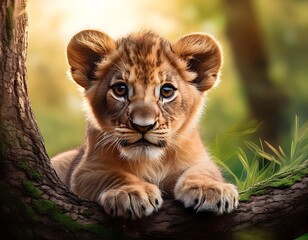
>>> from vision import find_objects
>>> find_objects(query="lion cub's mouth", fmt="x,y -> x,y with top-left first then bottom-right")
119,138 -> 166,148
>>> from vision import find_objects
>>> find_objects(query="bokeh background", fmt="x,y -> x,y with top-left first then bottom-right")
26,0 -> 308,175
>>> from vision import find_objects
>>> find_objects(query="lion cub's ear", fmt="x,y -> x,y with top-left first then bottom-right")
67,30 -> 116,89
173,33 -> 222,92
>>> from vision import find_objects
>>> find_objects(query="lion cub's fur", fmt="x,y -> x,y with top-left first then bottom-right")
51,30 -> 238,219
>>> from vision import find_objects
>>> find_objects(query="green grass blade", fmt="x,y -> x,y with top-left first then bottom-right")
264,141 -> 287,164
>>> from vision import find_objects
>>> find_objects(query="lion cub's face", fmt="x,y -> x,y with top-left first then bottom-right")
67,30 -> 222,162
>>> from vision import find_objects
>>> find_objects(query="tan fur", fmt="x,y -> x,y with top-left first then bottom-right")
51,30 -> 238,219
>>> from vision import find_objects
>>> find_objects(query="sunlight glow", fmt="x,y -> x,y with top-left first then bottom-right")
28,0 -> 175,43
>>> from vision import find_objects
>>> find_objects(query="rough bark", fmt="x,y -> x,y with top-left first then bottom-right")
127,165 -> 308,240
223,0 -> 288,147
0,1 -> 307,240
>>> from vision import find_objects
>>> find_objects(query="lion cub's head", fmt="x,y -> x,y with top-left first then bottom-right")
67,30 -> 222,162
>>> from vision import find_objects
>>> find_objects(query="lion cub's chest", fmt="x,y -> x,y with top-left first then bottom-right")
127,161 -> 182,195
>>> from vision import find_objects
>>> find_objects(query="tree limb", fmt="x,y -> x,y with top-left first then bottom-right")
123,162 -> 308,239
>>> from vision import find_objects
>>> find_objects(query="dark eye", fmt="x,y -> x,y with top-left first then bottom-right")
111,82 -> 128,98
160,84 -> 177,100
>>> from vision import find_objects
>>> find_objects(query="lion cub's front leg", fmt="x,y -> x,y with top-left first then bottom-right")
174,161 -> 238,214
71,168 -> 163,219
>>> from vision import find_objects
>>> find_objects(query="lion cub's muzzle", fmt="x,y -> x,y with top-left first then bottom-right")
120,102 -> 167,148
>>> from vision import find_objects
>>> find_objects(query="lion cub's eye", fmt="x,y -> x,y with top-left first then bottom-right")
160,83 -> 177,100
111,82 -> 128,98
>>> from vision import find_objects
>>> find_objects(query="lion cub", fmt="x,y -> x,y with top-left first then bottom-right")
51,30 -> 238,219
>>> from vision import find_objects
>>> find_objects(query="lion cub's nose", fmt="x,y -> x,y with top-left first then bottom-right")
130,103 -> 158,133
131,121 -> 157,133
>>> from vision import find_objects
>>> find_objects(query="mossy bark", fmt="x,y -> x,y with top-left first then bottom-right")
240,160 -> 308,202
0,1 -> 124,239
0,1 -> 307,240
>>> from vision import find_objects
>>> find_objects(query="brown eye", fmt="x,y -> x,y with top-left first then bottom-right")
160,84 -> 177,100
112,82 -> 128,98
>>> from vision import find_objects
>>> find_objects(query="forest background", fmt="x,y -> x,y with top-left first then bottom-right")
27,0 -> 308,186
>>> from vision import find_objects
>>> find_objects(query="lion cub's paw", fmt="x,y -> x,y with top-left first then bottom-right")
98,183 -> 163,219
174,177 -> 239,214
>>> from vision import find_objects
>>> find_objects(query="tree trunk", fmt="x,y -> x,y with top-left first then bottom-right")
223,0 -> 288,146
0,1 -> 307,239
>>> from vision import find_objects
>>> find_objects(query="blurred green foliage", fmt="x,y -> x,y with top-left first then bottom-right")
27,0 -> 307,173
33,108 -> 85,156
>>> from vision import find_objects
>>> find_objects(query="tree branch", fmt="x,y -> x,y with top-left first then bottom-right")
121,162 -> 308,239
